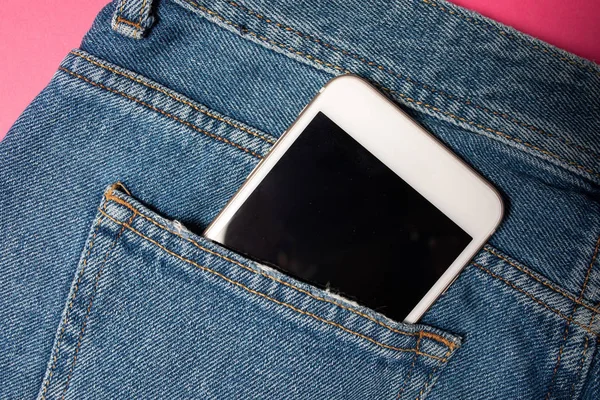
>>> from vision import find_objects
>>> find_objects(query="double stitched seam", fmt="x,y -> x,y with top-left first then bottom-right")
97,206 -> 450,361
39,209 -> 107,400
69,51 -> 275,144
60,212 -> 137,399
137,0 -> 148,29
570,312 -> 595,397
58,67 -> 263,159
471,262 -> 599,337
115,0 -> 128,27
546,236 -> 600,399
225,0 -> 599,160
115,0 -> 143,33
396,333 -> 422,399
103,194 -> 456,350
415,348 -> 452,400
421,0 -> 600,77
182,0 -> 600,179
485,247 -> 600,314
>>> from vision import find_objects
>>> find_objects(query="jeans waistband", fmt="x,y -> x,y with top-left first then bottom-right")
169,0 -> 600,183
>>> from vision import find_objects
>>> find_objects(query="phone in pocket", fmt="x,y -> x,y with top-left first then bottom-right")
204,75 -> 503,323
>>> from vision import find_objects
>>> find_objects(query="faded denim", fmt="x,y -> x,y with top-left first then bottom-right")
1,0 -> 599,398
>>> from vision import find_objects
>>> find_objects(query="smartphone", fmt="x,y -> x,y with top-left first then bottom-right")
204,75 -> 503,323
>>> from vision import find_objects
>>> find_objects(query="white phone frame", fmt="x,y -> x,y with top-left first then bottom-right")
205,75 -> 503,323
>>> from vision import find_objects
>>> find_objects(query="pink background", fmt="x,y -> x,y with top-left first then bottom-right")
1,0 -> 599,140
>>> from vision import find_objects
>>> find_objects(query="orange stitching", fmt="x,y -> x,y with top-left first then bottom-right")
115,16 -> 143,29
472,262 -> 599,336
115,0 -> 128,28
98,208 -> 449,362
420,0 -> 600,78
59,67 -> 263,159
137,0 -> 148,30
225,1 -> 600,160
420,331 -> 453,347
415,348 -> 451,400
102,197 -> 455,349
107,181 -> 131,196
60,213 -> 136,399
484,247 -> 600,314
396,333 -> 421,399
105,191 -> 138,213
183,0 -> 600,179
39,209 -> 106,400
69,51 -> 275,145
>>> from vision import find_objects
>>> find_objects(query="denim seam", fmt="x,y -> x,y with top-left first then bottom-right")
420,0 -> 600,77
97,208 -> 449,361
472,262 -> 599,337
137,0 -> 148,28
58,67 -> 264,159
180,0 -> 600,180
60,212 -> 137,399
117,0 -> 127,21
69,50 -> 276,144
484,246 -> 600,314
396,334 -> 421,399
569,313 -> 594,397
415,349 -> 450,400
545,305 -> 577,399
115,0 -> 143,34
544,237 -> 600,399
38,208 -> 107,400
102,192 -> 456,350
223,0 -> 599,160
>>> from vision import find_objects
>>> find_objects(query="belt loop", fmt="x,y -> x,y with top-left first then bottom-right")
111,0 -> 156,39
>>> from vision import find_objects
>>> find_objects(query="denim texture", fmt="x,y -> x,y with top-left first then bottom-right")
1,0 -> 599,398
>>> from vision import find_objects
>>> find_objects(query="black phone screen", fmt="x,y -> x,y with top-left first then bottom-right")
218,112 -> 472,321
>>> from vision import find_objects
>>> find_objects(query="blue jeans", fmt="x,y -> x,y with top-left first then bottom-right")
1,0 -> 599,398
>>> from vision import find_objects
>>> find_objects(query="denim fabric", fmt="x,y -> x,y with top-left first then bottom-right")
1,0 -> 599,399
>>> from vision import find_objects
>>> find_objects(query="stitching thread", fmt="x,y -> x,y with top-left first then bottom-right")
60,212 -> 137,399
102,195 -> 456,350
59,67 -> 263,159
39,210 -> 106,400
115,0 -> 128,28
182,0 -> 600,179
472,262 -> 599,337
544,236 -> 599,399
137,0 -> 148,31
115,16 -> 143,29
97,208 -> 449,362
396,333 -> 421,399
578,237 -> 600,302
485,247 -> 600,314
420,0 -> 600,78
224,0 -> 599,160
570,313 -> 594,397
415,349 -> 451,400
545,307 -> 576,399
69,51 -> 275,144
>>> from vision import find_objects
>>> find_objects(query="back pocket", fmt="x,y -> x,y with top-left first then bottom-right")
38,183 -> 461,400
